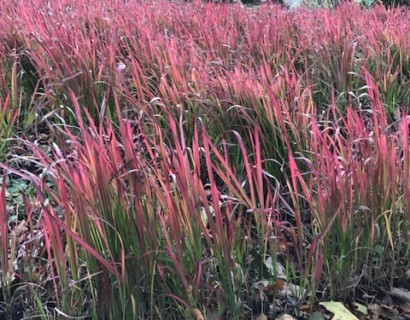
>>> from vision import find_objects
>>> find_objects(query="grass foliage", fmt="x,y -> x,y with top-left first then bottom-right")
0,0 -> 409,318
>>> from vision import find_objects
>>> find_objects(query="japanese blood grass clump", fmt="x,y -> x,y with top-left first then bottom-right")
365,44 -> 410,120
285,69 -> 410,300
7,78 -> 409,317
0,90 -> 291,318
289,4 -> 410,115
13,7 -> 118,127
1,0 -> 409,136
0,58 -> 25,162
0,96 -> 18,163
0,175 -> 13,316
0,0 -> 410,318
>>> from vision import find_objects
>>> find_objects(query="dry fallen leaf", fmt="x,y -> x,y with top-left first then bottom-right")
276,280 -> 307,299
192,308 -> 204,320
368,303 -> 399,319
401,302 -> 410,314
276,314 -> 296,320
11,220 -> 28,243
255,313 -> 268,320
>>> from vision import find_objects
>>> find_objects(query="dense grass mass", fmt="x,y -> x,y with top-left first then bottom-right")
0,0 -> 409,318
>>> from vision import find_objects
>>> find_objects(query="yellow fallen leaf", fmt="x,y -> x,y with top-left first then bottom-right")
353,302 -> 368,316
319,301 -> 359,320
